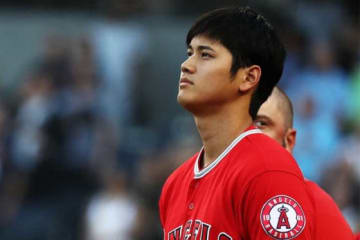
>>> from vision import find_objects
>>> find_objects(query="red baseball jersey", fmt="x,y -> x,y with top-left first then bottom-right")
159,126 -> 315,240
305,180 -> 353,239
355,233 -> 360,240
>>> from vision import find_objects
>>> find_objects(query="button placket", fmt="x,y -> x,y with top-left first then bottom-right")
187,179 -> 200,211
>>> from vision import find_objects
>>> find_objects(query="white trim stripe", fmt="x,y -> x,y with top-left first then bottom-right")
194,128 -> 262,179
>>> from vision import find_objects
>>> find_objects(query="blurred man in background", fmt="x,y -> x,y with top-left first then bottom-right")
254,86 -> 354,239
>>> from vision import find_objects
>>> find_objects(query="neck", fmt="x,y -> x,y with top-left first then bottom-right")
194,101 -> 253,169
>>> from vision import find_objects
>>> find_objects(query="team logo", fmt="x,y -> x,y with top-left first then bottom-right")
260,195 -> 306,239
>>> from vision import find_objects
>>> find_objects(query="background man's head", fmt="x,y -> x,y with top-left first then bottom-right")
255,87 -> 296,153
186,6 -> 286,119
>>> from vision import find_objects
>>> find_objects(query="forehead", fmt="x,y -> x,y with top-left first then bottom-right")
258,96 -> 285,122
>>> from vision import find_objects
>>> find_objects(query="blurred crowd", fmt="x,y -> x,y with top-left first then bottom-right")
0,0 -> 359,239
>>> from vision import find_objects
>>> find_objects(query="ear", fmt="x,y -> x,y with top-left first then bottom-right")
237,65 -> 261,92
284,128 -> 296,153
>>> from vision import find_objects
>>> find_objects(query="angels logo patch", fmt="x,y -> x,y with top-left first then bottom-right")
260,195 -> 306,239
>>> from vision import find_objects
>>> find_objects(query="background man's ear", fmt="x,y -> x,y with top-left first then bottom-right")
284,128 -> 296,154
238,65 -> 261,92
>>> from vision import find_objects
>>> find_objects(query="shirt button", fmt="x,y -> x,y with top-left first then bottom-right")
189,203 -> 194,210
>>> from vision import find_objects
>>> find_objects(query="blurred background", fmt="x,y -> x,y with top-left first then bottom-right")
0,0 -> 358,239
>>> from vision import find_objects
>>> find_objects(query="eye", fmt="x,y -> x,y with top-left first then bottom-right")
186,50 -> 193,57
201,52 -> 212,58
254,120 -> 267,128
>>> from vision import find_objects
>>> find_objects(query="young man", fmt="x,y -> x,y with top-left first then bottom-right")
254,86 -> 354,240
159,7 -> 315,239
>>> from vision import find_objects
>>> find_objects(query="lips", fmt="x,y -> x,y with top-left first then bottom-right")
179,77 -> 194,85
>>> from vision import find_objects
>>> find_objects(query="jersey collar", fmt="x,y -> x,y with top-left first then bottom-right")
193,127 -> 262,179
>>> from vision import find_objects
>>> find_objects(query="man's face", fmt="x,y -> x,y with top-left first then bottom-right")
177,35 -> 242,113
254,96 -> 287,147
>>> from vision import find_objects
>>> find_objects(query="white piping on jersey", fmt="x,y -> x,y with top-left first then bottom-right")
194,128 -> 262,179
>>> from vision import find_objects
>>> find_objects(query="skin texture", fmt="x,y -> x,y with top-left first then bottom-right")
178,35 -> 261,167
178,36 -> 235,111
178,35 -> 258,115
254,87 -> 296,153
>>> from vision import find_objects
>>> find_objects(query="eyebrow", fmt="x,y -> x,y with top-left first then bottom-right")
188,45 -> 216,52
255,114 -> 272,122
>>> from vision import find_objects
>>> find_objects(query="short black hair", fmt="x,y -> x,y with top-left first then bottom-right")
186,6 -> 286,119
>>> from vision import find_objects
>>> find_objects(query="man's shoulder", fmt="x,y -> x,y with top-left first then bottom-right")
305,179 -> 354,238
162,152 -> 198,189
159,152 -> 198,215
237,132 -> 302,175
305,180 -> 338,209
245,131 -> 289,153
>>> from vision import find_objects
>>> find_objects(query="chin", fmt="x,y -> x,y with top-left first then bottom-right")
177,93 -> 189,107
177,93 -> 197,112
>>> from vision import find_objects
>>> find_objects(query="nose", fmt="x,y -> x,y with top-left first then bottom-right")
181,57 -> 195,74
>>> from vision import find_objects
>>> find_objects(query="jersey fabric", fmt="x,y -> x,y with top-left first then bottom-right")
305,180 -> 353,239
159,126 -> 315,240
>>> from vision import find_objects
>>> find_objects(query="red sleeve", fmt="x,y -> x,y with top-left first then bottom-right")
306,181 -> 353,239
159,184 -> 166,228
239,171 -> 315,240
355,233 -> 360,240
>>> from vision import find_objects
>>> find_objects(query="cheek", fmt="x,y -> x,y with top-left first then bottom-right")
262,128 -> 274,138
205,63 -> 231,79
263,128 -> 283,144
198,65 -> 231,90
